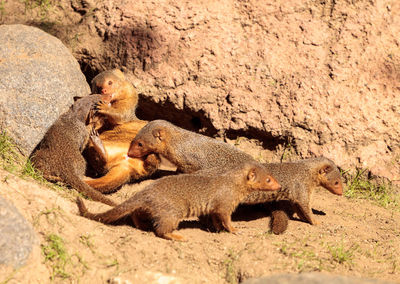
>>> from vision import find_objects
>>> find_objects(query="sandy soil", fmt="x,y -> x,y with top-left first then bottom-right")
1,164 -> 399,284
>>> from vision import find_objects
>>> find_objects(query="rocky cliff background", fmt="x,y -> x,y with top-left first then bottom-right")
1,0 -> 399,182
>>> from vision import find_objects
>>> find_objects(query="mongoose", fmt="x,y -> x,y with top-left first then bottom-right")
240,157 -> 343,233
83,125 -> 160,193
77,161 -> 281,241
127,120 -> 255,173
90,69 -> 139,130
30,95 -> 116,206
82,69 -> 159,192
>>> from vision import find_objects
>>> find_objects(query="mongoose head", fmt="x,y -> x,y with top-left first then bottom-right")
316,162 -> 343,195
91,69 -> 126,102
245,164 -> 281,192
128,122 -> 169,158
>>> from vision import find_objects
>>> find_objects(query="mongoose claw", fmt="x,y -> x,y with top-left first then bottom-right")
93,100 -> 109,113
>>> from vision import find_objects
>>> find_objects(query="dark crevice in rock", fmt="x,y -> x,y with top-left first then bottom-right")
136,95 -> 219,136
79,61 -> 99,85
225,127 -> 288,151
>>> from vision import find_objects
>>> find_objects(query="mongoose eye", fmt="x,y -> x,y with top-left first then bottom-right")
335,181 -> 339,185
108,80 -> 113,86
266,178 -> 271,183
138,142 -> 143,147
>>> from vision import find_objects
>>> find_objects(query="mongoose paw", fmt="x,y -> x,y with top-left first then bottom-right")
144,154 -> 161,171
163,232 -> 187,242
89,127 -> 99,138
311,219 -> 320,226
94,100 -> 110,113
228,227 -> 239,234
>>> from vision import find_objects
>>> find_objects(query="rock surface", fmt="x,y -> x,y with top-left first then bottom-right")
1,2 -> 399,182
0,24 -> 90,155
0,195 -> 36,268
243,272 -> 396,284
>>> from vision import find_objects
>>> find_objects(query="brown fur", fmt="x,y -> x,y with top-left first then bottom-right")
83,122 -> 160,193
77,161 -> 281,241
127,120 -> 255,173
30,95 -> 116,206
83,70 -> 159,193
240,157 -> 343,234
90,69 -> 139,131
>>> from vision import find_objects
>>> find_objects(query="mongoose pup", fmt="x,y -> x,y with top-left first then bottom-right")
127,120 -> 255,173
30,95 -> 116,206
241,157 -> 343,233
90,69 -> 139,130
77,161 -> 281,241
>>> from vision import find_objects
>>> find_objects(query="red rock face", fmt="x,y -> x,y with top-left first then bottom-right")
2,0 -> 399,181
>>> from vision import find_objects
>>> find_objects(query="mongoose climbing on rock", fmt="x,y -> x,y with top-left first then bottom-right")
240,157 -> 343,234
77,161 -> 281,241
127,120 -> 255,173
90,69 -> 139,131
30,95 -> 116,206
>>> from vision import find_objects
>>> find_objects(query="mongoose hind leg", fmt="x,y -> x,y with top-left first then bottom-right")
211,214 -> 224,232
131,211 -> 152,231
84,165 -> 132,193
89,128 -> 108,165
154,217 -> 185,241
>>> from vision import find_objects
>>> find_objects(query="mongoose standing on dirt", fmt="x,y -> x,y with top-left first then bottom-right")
30,95 -> 116,206
77,161 -> 281,241
127,120 -> 255,173
240,157 -> 343,234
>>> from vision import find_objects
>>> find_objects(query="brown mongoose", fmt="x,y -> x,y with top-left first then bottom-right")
127,120 -> 255,173
83,125 -> 161,193
240,157 -> 343,233
83,69 -> 160,192
77,161 -> 281,241
90,69 -> 139,130
30,95 -> 116,206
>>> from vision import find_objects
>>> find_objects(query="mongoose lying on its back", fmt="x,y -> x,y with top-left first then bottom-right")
77,161 -> 281,241
30,95 -> 116,206
83,69 -> 160,192
127,120 -> 255,173
84,126 -> 160,193
240,157 -> 343,234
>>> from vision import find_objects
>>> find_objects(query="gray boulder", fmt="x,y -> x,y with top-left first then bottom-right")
0,196 -> 36,268
0,24 -> 90,156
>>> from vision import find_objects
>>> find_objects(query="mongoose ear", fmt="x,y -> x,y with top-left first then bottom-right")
319,164 -> 332,175
152,128 -> 166,141
112,69 -> 125,80
247,168 -> 257,182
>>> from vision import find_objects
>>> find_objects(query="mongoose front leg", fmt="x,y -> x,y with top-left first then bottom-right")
294,202 -> 318,225
218,213 -> 238,233
143,154 -> 161,175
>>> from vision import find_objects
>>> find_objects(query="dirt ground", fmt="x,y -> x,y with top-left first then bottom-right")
1,159 -> 399,283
